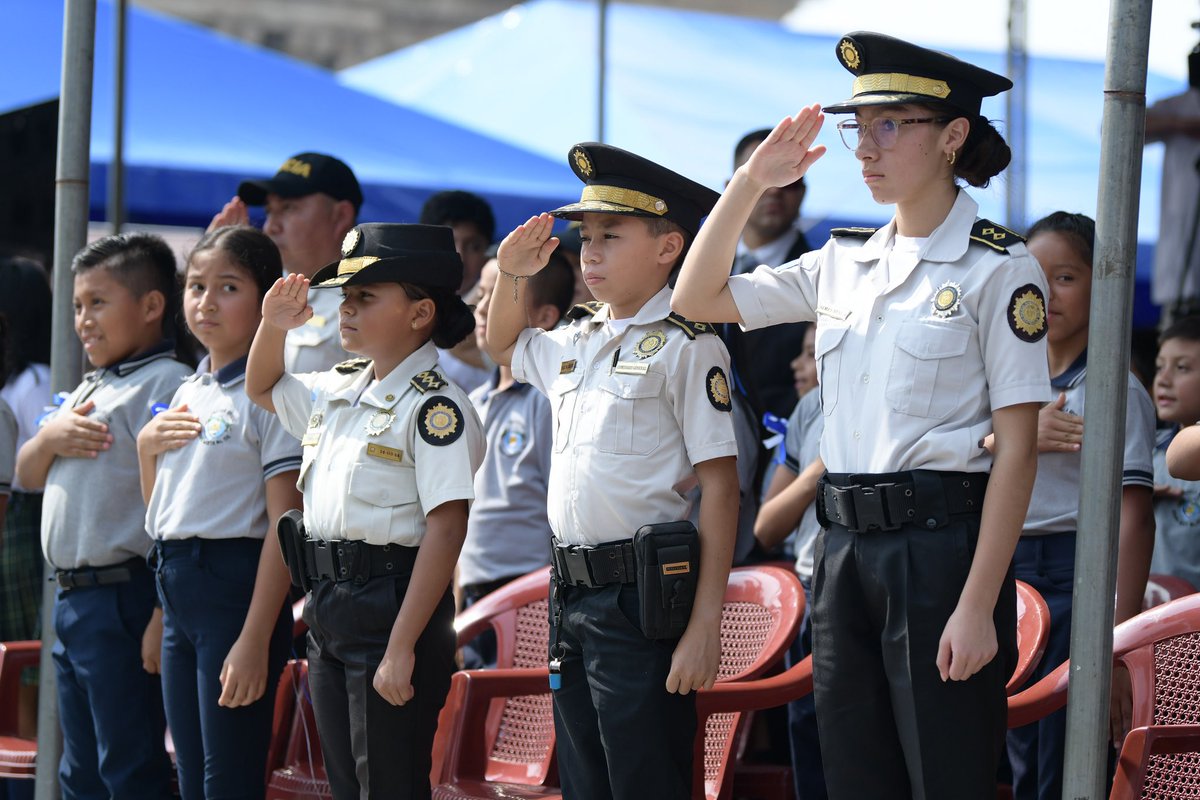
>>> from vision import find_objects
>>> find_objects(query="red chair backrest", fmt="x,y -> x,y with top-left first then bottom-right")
699,566 -> 805,800
265,659 -> 331,800
1008,580 -> 1050,695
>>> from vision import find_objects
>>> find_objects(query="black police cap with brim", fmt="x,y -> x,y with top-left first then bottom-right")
310,223 -> 463,291
823,32 -> 1012,118
237,152 -> 363,211
550,143 -> 719,238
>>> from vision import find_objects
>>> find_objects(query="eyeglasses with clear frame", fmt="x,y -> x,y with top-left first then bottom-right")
835,117 -> 953,150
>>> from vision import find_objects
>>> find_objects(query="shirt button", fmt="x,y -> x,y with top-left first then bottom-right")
853,431 -> 861,440
862,374 -> 870,384
876,314 -> 884,322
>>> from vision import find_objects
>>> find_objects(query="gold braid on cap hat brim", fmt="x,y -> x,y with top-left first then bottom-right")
580,185 -> 668,216
852,73 -> 951,101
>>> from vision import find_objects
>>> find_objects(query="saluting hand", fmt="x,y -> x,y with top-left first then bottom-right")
497,213 -> 560,278
665,621 -> 721,695
262,274 -> 314,331
40,399 -> 113,459
137,404 -> 201,457
1036,392 -> 1084,453
743,104 -> 827,190
208,196 -> 251,232
374,646 -> 416,706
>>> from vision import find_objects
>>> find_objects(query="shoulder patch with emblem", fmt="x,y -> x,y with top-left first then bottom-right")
1008,284 -> 1047,342
419,396 -> 465,446
830,226 -> 878,239
566,301 -> 605,320
970,219 -> 1025,253
706,367 -> 732,412
411,370 -> 448,394
665,313 -> 717,340
334,357 -> 371,374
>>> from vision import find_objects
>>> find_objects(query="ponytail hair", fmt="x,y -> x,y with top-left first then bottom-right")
954,115 -> 1011,188
400,283 -> 476,349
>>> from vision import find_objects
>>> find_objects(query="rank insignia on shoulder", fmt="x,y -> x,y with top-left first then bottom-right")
1008,284 -> 1047,342
706,366 -> 732,412
970,219 -> 1025,253
566,300 -> 605,320
334,357 -> 371,374
931,281 -> 964,319
665,313 -> 717,339
411,370 -> 447,393
830,226 -> 878,239
634,330 -> 667,359
419,397 -> 464,446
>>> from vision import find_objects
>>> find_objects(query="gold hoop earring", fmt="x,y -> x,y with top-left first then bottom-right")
947,150 -> 958,166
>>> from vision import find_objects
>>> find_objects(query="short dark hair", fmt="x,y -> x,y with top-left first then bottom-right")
734,128 -> 772,167
1027,211 -> 1095,267
528,251 -> 576,319
188,225 -> 282,298
1162,315 -> 1200,347
0,256 -> 52,381
418,190 -> 496,243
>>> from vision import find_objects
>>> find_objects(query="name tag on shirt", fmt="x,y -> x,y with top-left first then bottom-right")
301,433 -> 320,447
816,304 -> 850,321
560,360 -> 577,374
614,361 -> 650,376
366,443 -> 404,463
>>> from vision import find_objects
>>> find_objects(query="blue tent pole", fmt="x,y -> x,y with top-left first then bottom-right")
597,0 -> 607,143
37,0 -> 96,797
108,0 -> 126,232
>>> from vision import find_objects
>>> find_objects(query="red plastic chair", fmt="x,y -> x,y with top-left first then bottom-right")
265,659 -> 331,800
1143,573 -> 1197,610
1006,593 -> 1200,799
431,565 -> 807,800
0,640 -> 39,779
1008,580 -> 1051,695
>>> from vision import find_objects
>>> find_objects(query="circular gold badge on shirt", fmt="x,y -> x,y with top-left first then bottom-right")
706,367 -> 732,412
931,281 -> 963,319
634,330 -> 667,359
1009,284 -> 1047,342
364,410 -> 395,437
419,397 -> 464,446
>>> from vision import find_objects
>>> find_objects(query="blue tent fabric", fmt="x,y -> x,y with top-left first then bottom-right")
1,0 -> 579,233
342,0 -> 1180,325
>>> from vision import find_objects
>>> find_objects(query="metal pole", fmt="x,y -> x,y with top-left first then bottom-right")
597,0 -> 607,143
1005,0 -> 1028,230
1061,1 -> 1151,798
108,0 -> 126,233
36,0 -> 96,797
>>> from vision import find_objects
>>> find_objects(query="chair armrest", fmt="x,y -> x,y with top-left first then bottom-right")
695,656 -> 813,717
1112,724 -> 1200,799
0,641 -> 41,734
1006,659 -> 1070,728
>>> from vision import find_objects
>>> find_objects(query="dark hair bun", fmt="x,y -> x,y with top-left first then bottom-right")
956,116 -> 1011,188
431,293 -> 476,349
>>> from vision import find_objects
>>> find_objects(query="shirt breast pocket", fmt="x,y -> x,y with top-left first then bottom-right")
885,321 -> 972,420
595,372 -> 664,455
346,462 -> 419,544
815,324 -> 850,417
549,372 -> 583,454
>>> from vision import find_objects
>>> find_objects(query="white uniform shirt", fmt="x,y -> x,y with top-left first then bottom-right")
272,341 -> 484,546
145,356 -> 302,541
727,190 -> 1052,474
284,289 -> 351,374
511,286 -> 738,546
1149,89 -> 1200,307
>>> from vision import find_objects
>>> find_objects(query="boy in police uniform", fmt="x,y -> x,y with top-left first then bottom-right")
483,144 -> 740,800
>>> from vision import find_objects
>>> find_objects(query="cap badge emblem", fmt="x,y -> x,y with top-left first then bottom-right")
573,147 -> 594,178
839,38 -> 862,71
341,228 -> 361,256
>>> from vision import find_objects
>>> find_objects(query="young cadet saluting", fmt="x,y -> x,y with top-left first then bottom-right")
246,223 -> 484,799
673,32 -> 1051,800
484,144 -> 740,800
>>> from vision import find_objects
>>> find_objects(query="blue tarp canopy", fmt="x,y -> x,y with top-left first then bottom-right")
1,0 -> 579,233
343,0 -> 1183,324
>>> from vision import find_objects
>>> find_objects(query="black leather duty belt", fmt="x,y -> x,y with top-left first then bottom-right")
302,538 -> 419,585
817,470 -> 988,533
551,539 -> 637,588
55,557 -> 146,590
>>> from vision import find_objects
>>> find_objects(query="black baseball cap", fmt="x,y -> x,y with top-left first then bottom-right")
823,32 -> 1012,118
237,152 -> 363,211
310,224 -> 463,291
551,143 -> 719,238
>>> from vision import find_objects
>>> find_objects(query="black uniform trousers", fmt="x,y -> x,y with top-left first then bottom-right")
304,574 -> 456,800
550,581 -> 695,800
812,496 -> 1017,800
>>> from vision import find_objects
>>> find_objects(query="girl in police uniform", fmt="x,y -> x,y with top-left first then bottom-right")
674,32 -> 1051,799
137,226 -> 301,799
246,223 -> 484,800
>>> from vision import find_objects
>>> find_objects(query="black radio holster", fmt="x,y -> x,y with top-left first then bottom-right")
276,509 -> 310,592
632,521 -> 700,640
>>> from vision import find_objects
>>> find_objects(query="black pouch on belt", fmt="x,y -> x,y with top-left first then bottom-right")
633,521 -> 700,640
276,509 -> 309,592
